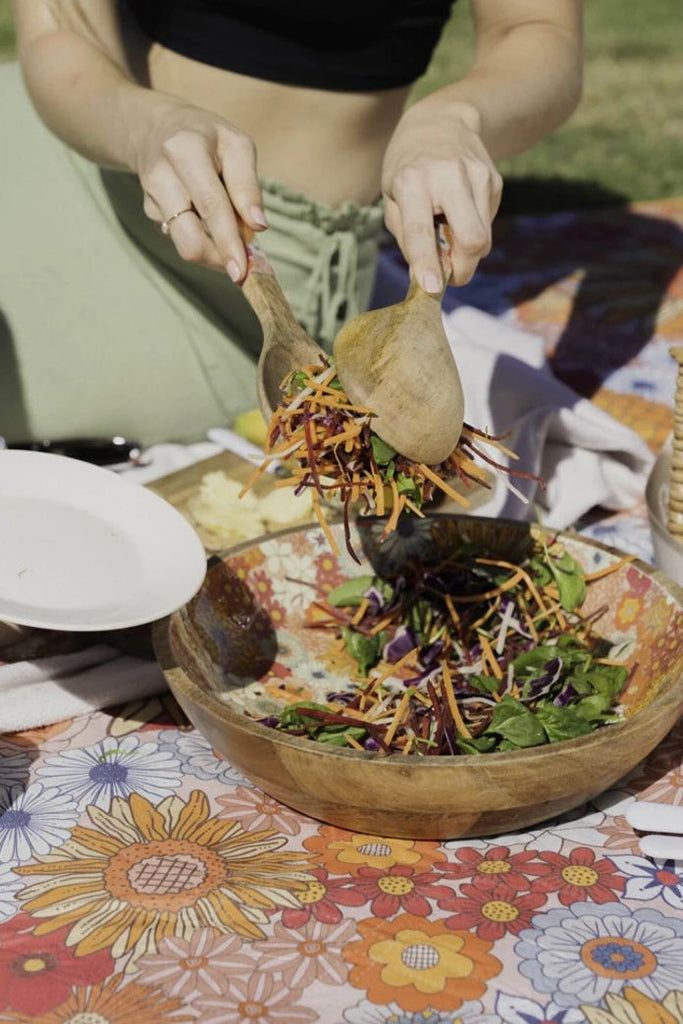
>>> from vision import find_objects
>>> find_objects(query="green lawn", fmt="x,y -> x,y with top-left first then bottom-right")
2,1 -> 681,213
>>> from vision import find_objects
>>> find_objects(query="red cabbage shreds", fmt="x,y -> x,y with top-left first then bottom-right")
403,665 -> 442,689
383,624 -> 418,662
419,639 -> 446,668
367,584 -> 389,616
521,657 -> 563,701
261,530 -> 630,756
326,690 -> 358,705
554,683 -> 580,707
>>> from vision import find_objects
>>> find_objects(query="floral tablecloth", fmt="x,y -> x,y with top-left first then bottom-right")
1,197 -> 682,1024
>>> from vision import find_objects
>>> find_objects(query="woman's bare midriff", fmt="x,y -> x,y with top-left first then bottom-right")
147,44 -> 410,207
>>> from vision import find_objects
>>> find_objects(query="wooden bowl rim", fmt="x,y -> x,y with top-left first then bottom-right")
153,514 -> 683,769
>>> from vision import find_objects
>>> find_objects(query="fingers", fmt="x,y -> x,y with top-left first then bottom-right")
141,122 -> 266,280
385,157 -> 503,291
386,182 -> 444,295
440,164 -> 496,286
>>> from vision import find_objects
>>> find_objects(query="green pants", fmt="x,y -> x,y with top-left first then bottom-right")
0,62 -> 384,445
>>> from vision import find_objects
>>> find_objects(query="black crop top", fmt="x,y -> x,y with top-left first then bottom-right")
128,1 -> 457,91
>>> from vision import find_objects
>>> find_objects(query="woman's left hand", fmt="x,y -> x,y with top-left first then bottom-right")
381,98 -> 503,293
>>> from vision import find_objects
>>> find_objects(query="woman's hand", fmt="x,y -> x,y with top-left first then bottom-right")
134,98 -> 267,280
381,98 -> 503,293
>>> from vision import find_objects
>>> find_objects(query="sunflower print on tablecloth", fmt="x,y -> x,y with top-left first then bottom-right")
14,790 -> 314,968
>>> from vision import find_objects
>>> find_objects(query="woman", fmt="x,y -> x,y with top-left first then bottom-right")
1,0 -> 582,445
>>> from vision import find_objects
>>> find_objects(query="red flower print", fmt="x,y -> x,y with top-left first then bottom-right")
435,845 -> 549,893
354,865 -> 454,918
314,552 -> 346,595
440,883 -> 547,941
0,914 -> 113,1016
625,564 -> 651,598
281,868 -> 365,928
529,847 -> 625,905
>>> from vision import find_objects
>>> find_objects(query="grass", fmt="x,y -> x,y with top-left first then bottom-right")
414,0 -> 683,212
1,0 -> 681,213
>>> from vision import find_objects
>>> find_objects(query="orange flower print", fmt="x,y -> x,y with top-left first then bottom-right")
0,976 -> 194,1024
343,913 -> 501,1013
253,918 -> 356,988
136,927 -> 255,999
436,845 -> 549,893
530,847 -> 625,906
216,785 -> 302,836
441,884 -> 547,941
280,867 -> 365,928
314,551 -> 346,596
638,722 -> 683,806
194,973 -> 317,1023
614,567 -> 649,629
15,790 -> 312,967
355,865 -> 454,918
0,913 -> 113,1018
304,826 -> 444,877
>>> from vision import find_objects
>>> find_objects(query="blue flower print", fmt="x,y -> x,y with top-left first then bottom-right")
35,735 -> 182,810
157,728 -> 251,786
0,783 -> 77,862
515,903 -> 683,1009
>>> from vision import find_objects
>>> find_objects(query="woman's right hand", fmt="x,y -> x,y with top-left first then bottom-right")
133,97 -> 267,281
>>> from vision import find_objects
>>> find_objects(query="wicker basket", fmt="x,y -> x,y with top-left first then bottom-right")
669,347 -> 683,536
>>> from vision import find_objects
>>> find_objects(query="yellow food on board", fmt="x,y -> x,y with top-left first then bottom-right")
187,469 -> 314,546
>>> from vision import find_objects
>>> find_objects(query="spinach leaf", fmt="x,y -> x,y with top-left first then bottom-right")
341,626 -> 384,675
327,575 -> 376,607
370,434 -> 398,466
535,703 -> 594,741
484,696 -> 547,748
457,734 -> 498,754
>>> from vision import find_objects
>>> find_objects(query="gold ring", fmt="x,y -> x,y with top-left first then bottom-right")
160,207 -> 194,235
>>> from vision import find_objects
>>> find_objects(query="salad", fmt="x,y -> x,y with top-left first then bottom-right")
257,526 -> 633,757
240,358 -> 542,561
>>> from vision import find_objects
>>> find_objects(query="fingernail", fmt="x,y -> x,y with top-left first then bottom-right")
227,260 -> 242,282
420,270 -> 442,295
250,206 -> 268,229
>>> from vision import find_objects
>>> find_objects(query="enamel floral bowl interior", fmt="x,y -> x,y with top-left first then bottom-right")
153,515 -> 683,840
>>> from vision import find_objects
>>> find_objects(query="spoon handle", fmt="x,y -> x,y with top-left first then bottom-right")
435,213 -> 455,289
241,238 -> 303,334
405,215 -> 454,302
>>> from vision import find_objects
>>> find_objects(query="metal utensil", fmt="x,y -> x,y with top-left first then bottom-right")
0,436 -> 143,467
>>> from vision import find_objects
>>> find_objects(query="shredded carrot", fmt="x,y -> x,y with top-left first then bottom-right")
383,689 -> 413,747
584,555 -> 637,581
351,598 -> 370,626
441,661 -> 472,739
239,357 -> 542,561
416,463 -> 470,507
478,633 -> 503,679
311,489 -> 340,556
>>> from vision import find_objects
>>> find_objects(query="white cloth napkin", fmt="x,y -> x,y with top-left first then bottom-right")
445,306 -> 654,527
0,645 -> 167,733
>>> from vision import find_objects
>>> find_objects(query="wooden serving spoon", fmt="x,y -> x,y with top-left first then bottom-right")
333,218 -> 464,465
241,237 -> 327,423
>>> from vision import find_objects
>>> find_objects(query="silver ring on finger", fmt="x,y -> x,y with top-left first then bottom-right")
160,207 -> 194,235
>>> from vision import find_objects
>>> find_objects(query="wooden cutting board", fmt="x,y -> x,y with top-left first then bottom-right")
146,450 -> 286,553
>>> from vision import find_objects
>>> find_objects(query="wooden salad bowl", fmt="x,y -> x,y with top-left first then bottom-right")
153,515 -> 683,840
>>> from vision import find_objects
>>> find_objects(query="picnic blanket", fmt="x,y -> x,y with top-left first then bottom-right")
0,196 -> 682,1024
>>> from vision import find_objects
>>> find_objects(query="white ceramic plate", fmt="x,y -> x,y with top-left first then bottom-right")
0,451 -> 207,631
